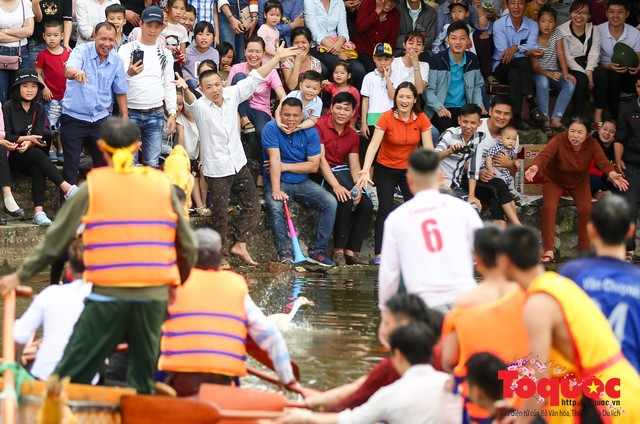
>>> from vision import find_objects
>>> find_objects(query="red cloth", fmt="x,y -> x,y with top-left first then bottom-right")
353,0 -> 400,55
315,115 -> 360,168
328,358 -> 400,412
35,48 -> 71,101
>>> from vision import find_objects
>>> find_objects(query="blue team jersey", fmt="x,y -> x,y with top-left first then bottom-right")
559,257 -> 640,373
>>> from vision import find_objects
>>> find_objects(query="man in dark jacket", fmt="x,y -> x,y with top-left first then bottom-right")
395,0 -> 438,58
615,74 -> 640,261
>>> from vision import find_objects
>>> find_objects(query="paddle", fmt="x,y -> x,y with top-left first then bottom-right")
3,286 -> 32,424
246,335 -> 300,380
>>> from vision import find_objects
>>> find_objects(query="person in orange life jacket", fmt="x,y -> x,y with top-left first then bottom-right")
0,117 -> 198,394
441,225 -> 529,424
465,353 -> 546,424
158,228 -> 299,397
496,226 -> 640,424
304,294 -> 443,412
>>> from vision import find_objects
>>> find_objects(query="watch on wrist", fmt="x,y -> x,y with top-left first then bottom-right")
251,16 -> 258,20
169,113 -> 177,118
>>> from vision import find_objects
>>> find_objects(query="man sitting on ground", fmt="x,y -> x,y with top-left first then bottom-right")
262,98 -> 338,266
158,228 -> 299,396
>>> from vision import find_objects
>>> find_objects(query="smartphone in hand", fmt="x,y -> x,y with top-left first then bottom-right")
132,49 -> 144,64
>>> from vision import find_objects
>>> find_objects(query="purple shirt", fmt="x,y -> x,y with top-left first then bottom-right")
181,45 -> 220,81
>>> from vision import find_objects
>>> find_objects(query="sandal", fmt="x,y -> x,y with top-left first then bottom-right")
241,122 -> 255,134
541,253 -> 556,264
626,251 -> 635,263
543,125 -> 555,138
195,205 -> 212,217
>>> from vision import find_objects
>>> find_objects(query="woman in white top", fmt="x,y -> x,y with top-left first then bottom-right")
557,0 -> 600,118
0,0 -> 34,103
75,0 -> 120,45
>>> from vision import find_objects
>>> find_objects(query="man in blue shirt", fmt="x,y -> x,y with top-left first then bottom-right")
559,195 -> 640,373
60,22 -> 128,185
262,97 -> 338,266
425,21 -> 485,134
492,0 -> 545,130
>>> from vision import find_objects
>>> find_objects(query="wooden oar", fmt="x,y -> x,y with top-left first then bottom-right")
247,365 -> 320,400
247,336 -> 300,379
3,286 -> 33,424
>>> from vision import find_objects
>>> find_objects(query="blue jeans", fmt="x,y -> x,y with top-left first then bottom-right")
217,17 -> 246,62
533,72 -> 576,121
45,99 -> 63,132
0,45 -> 30,104
264,179 -> 337,255
128,108 -> 165,168
29,39 -> 47,67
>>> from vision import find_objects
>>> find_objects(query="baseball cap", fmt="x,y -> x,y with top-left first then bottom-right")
373,43 -> 393,57
449,0 -> 470,11
141,6 -> 164,24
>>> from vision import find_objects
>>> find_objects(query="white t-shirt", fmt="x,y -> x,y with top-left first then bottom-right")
361,69 -> 394,124
177,113 -> 200,160
118,41 -> 177,112
161,22 -> 189,45
14,280 -> 93,380
0,0 -> 35,47
476,118 -> 520,164
390,57 -> 429,89
379,189 -> 483,310
75,0 -> 120,45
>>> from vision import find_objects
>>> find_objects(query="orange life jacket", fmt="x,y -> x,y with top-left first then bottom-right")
528,272 -> 640,424
443,287 -> 530,422
158,268 -> 249,377
82,167 -> 180,287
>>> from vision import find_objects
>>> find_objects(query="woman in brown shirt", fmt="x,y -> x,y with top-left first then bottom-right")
525,116 -> 628,263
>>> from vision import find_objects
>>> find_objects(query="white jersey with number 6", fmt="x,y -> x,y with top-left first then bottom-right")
379,189 -> 483,311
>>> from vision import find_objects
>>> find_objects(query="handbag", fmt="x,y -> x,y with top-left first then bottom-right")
0,0 -> 24,70
237,0 -> 252,28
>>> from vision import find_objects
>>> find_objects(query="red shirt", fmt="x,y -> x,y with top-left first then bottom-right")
353,0 -> 400,55
315,115 -> 360,168
35,48 -> 71,101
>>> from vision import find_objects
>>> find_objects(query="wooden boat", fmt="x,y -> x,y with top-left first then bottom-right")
0,378 -> 304,423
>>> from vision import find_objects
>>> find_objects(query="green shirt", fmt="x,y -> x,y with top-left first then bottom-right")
17,182 -> 198,301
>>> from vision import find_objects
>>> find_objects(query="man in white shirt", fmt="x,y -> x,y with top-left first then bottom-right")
118,6 -> 177,168
14,240 -> 93,381
379,149 -> 483,313
274,322 -> 462,424
174,42 -> 300,266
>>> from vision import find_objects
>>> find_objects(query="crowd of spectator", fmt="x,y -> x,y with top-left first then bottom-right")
2,0 -> 640,264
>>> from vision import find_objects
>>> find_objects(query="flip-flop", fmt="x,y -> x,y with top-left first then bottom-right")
541,254 -> 555,264
543,126 -> 555,137
626,251 -> 635,263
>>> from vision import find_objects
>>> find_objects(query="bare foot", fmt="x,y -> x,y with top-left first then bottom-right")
231,243 -> 258,266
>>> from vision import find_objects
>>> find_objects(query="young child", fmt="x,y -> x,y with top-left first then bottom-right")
361,43 -> 395,140
129,9 -> 167,45
175,88 -> 210,216
105,4 -> 128,51
187,60 -> 218,99
257,0 -> 282,66
532,6 -> 576,137
589,118 -> 619,199
162,0 -> 189,72
35,20 -> 71,164
216,42 -> 235,84
481,125 -> 521,225
181,4 -> 197,44
276,70 -> 323,130
182,21 -> 220,90
323,61 -> 361,128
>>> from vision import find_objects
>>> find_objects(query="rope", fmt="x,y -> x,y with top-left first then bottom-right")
0,361 -> 35,401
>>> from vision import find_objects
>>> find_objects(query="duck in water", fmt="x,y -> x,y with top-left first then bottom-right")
268,297 -> 315,329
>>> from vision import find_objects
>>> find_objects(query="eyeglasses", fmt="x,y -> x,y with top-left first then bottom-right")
571,10 -> 590,16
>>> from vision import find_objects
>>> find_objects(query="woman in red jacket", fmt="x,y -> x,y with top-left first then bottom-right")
525,116 -> 628,263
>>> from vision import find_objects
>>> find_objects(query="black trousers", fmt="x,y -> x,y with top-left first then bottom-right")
61,114 -> 107,185
373,163 -> 412,254
593,66 -> 635,118
569,70 -> 589,116
494,57 -> 535,118
482,177 -> 514,205
623,164 -> 640,252
324,168 -> 374,252
0,146 -> 10,187
460,178 -> 507,221
8,147 -> 65,208
430,107 -> 462,135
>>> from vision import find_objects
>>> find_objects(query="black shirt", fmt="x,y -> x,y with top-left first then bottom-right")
31,0 -> 73,45
2,99 -> 45,143
121,0 -> 145,36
